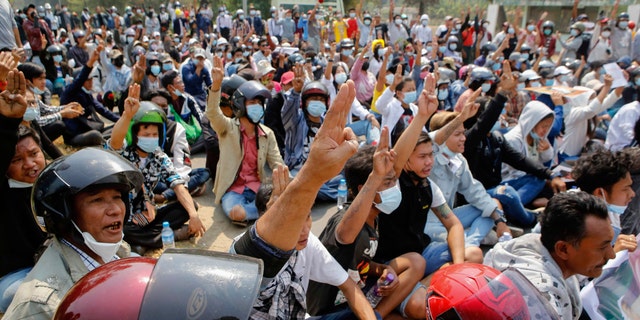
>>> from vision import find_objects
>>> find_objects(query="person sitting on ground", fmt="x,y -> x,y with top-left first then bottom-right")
572,150 -> 637,253
229,79 -> 377,319
5,103 -> 143,320
206,56 -> 283,225
60,45 -> 120,147
484,191 -> 616,319
108,84 -> 206,250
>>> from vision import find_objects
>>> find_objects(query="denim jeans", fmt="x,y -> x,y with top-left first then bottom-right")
154,168 -> 211,201
221,186 -> 259,221
425,204 -> 493,247
0,267 -> 31,312
487,185 -> 536,227
501,174 -> 546,206
346,119 -> 374,144
421,241 -> 451,276
291,168 -> 343,202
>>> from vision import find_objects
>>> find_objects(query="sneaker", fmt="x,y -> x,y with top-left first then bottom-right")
190,183 -> 207,197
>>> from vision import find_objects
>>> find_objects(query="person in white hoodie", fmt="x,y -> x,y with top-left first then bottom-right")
502,100 -> 555,206
485,191 -> 616,320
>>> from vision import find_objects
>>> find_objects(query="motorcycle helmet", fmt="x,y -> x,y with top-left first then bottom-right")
125,101 -> 167,149
33,148 -> 144,239
231,80 -> 271,118
301,81 -> 330,107
221,74 -> 248,108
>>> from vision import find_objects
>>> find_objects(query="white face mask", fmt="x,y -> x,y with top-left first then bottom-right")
385,73 -> 395,85
601,31 -> 611,38
374,182 -> 402,214
72,221 -> 122,263
395,18 -> 402,25
335,72 -> 347,84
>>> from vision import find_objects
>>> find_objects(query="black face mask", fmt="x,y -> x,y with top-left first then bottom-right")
362,61 -> 370,71
112,56 -> 124,67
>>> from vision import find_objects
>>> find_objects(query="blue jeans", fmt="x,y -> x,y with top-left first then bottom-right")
290,168 -> 343,201
425,204 -> 493,247
221,187 -> 259,221
487,185 -> 536,227
346,119 -> 374,144
501,174 -> 546,206
421,241 -> 451,276
154,168 -> 211,201
0,267 -> 31,312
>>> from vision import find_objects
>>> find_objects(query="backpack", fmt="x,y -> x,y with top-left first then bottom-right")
577,33 -> 592,60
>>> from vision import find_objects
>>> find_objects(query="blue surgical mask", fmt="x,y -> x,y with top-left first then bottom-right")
437,89 -> 448,100
570,29 -> 578,37
545,79 -> 554,86
481,83 -> 492,93
374,182 -> 402,214
335,72 -> 347,84
246,103 -> 264,123
32,86 -> 46,95
441,144 -> 457,157
307,100 -> 326,117
163,63 -> 173,71
608,203 -> 628,215
635,77 -> 640,86
243,51 -> 251,57
517,83 -> 525,91
521,53 -> 529,60
226,53 -> 232,59
150,65 -> 161,75
426,46 -> 432,52
527,25 -> 535,32
559,75 -> 568,83
173,89 -> 183,97
531,81 -> 542,88
492,63 -> 501,71
530,131 -> 541,141
619,21 -> 629,29
439,46 -> 446,53
23,107 -> 38,122
508,27 -> 515,34
543,29 -> 552,36
342,49 -> 353,56
449,44 -> 457,51
403,90 -> 417,104
53,55 -> 63,63
137,136 -> 159,153
81,86 -> 92,94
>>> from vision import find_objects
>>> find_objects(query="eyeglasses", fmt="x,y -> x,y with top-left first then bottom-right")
261,44 -> 269,47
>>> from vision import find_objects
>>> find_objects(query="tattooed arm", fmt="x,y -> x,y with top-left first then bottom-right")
431,203 -> 465,264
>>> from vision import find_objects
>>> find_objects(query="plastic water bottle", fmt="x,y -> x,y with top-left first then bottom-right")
161,221 -> 175,249
369,127 -> 381,146
366,273 -> 395,307
337,179 -> 348,210
498,232 -> 513,243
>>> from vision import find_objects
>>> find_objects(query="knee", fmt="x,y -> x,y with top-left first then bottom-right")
403,252 -> 427,278
403,286 -> 427,319
465,246 -> 484,263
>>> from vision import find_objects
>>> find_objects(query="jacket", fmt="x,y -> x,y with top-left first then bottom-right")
4,237 -> 130,319
485,233 -> 581,320
502,101 -> 554,181
22,18 -> 53,52
205,89 -> 283,203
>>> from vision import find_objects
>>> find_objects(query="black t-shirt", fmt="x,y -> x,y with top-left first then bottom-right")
391,107 -> 414,146
374,23 -> 388,41
306,208 -> 378,316
375,170 -> 433,263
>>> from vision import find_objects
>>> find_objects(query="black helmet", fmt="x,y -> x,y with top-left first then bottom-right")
230,36 -> 242,47
231,80 -> 270,118
301,81 -> 329,106
470,67 -> 496,82
221,75 -> 247,107
125,101 -> 167,149
33,148 -> 144,238
538,59 -> 555,71
340,38 -> 354,49
618,12 -> 630,20
73,30 -> 86,40
46,44 -> 63,54
288,53 -> 304,65
520,44 -> 532,52
542,20 -> 555,30
480,43 -> 497,56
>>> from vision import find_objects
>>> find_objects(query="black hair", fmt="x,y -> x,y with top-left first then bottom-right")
395,77 -> 414,93
256,182 -> 273,217
462,96 -> 490,129
17,62 -> 45,82
344,145 -> 376,198
17,124 -> 41,146
540,191 -> 609,252
144,89 -> 173,106
160,70 -> 179,89
572,150 -> 629,194
167,48 -> 181,64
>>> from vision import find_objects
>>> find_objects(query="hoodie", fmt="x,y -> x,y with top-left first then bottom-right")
484,233 -> 581,320
502,101 -> 554,181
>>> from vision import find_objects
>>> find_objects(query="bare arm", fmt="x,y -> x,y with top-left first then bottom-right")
13,28 -> 21,48
174,184 -> 205,236
434,88 -> 481,145
339,279 -> 377,319
109,83 -> 139,150
375,47 -> 392,92
432,203 -> 465,264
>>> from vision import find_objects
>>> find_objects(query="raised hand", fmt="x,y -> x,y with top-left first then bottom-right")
0,70 -> 27,119
498,60 -> 517,95
292,64 -> 305,93
460,88 -> 481,120
131,53 -> 146,84
266,164 -> 291,210
210,55 -> 224,90
372,126 -> 396,177
0,52 -> 19,82
123,83 -> 141,118
418,72 -> 438,118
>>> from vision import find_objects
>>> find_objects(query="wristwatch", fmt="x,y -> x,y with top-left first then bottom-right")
494,208 -> 506,225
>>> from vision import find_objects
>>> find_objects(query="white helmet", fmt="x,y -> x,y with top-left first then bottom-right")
44,3 -> 51,10
236,9 -> 244,15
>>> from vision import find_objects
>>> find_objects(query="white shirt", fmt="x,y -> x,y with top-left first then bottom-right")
605,101 -> 640,151
412,24 -> 433,44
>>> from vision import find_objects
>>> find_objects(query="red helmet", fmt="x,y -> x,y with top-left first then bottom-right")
426,263 -> 558,320
54,249 -> 264,320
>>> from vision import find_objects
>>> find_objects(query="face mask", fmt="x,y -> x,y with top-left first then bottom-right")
307,100 -> 326,117
385,73 -> 395,85
422,20 -> 428,26
517,83 -> 525,91
150,65 -> 161,75
250,10 -> 256,16
215,51 -> 223,58
23,107 -> 38,121
271,13 -> 276,18
570,29 -> 578,37
437,89 -> 448,100
527,25 -> 535,32
72,221 -> 122,263
377,48 -> 386,57
449,44 -> 457,51
285,15 -> 291,20
530,81 -> 541,88
483,23 -> 489,29
226,53 -> 232,59
342,49 -> 352,56
173,89 -> 183,97
137,136 -> 159,153
243,51 -> 251,57
246,104 -> 264,123
559,75 -> 568,83
619,21 -> 629,29
81,86 -> 92,94
426,46 -> 432,52
521,53 -> 529,61
32,85 -> 46,95
163,63 -> 173,71
543,29 -> 552,36
349,13 -> 355,18
402,90 -> 417,104
481,83 -> 492,93
53,55 -> 63,63
508,27 -> 515,34
601,31 -> 611,38
238,14 -> 244,20
455,24 -> 462,30
441,144 -> 457,157
545,79 -> 554,86
530,131 -> 541,141
335,73 -> 347,84
602,190 -> 627,215
395,19 -> 402,25
364,19 -> 371,26
439,46 -> 446,53
374,182 -> 402,214
635,78 -> 640,86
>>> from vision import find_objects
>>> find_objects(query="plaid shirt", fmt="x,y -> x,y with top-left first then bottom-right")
60,238 -> 119,271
